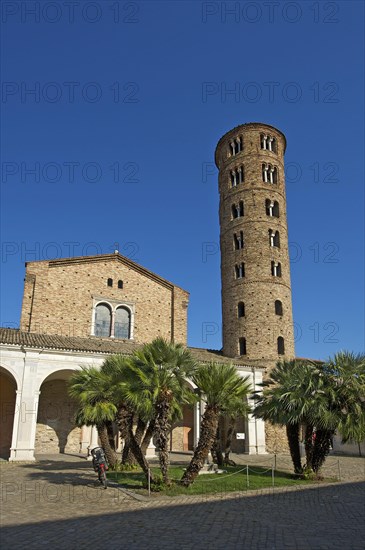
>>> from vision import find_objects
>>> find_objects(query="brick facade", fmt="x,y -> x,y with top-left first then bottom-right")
215,123 -> 295,367
20,253 -> 189,345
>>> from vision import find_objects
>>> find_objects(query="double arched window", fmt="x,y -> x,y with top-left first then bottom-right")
93,301 -> 133,339
94,303 -> 112,337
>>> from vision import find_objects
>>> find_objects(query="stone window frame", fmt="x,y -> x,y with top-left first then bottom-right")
231,200 -> 244,220
265,199 -> 280,218
271,261 -> 282,277
235,262 -> 245,279
230,165 -> 244,187
91,296 -> 135,340
229,136 -> 243,157
262,163 -> 278,184
234,231 -> 244,250
260,133 -> 277,153
269,229 -> 280,248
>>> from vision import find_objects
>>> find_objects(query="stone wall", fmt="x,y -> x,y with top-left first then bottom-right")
20,254 -> 189,345
35,380 -> 81,454
215,123 -> 295,364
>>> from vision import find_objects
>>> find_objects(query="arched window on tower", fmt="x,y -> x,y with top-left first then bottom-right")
114,306 -> 131,339
265,199 -> 279,217
277,336 -> 285,355
275,300 -> 283,316
260,134 -> 277,153
94,303 -> 112,337
234,231 -> 244,250
262,164 -> 278,184
235,263 -> 245,279
230,166 -> 244,187
237,302 -> 245,318
232,201 -> 244,219
271,261 -> 282,277
239,337 -> 247,355
107,278 -> 113,287
269,230 -> 280,248
230,136 -> 242,156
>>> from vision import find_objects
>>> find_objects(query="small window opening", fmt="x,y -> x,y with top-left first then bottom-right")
239,337 -> 247,355
107,278 -> 113,287
238,302 -> 245,317
277,336 -> 285,355
275,300 -> 283,316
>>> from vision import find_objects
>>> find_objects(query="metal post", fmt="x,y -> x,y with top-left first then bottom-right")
337,460 -> 341,481
246,464 -> 249,488
148,468 -> 151,496
272,465 -> 275,487
274,453 -> 277,470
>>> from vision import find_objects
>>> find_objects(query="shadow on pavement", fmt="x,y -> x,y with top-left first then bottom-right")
1,481 -> 364,549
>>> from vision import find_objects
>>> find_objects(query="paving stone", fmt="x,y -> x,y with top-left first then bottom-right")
0,453 -> 364,549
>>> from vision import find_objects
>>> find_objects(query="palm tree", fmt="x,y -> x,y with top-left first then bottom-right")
322,352 -> 365,456
126,338 -> 197,484
100,354 -> 154,481
254,359 -> 327,474
254,359 -> 343,476
181,363 -> 252,487
68,367 -> 119,467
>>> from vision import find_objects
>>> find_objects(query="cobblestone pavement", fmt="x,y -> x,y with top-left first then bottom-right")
0,453 -> 364,549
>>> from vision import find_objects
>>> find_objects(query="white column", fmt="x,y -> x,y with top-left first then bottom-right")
87,425 -> 99,460
9,390 -> 22,461
145,438 -> 156,459
193,401 -> 201,448
245,369 -> 266,454
10,390 -> 40,461
263,164 -> 268,182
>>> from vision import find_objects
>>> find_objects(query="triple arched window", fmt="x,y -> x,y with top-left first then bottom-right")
93,301 -> 133,339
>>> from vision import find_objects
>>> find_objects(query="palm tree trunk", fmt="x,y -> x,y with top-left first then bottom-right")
116,403 -> 153,482
97,424 -> 118,467
181,404 -> 219,487
304,424 -> 314,469
106,420 -> 116,451
154,395 -> 171,484
286,423 -> 302,474
224,417 -> 237,466
211,424 -> 224,467
124,416 -> 147,465
311,429 -> 334,474
127,421 -> 154,483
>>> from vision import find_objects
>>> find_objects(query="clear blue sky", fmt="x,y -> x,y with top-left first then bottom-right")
1,1 -> 364,360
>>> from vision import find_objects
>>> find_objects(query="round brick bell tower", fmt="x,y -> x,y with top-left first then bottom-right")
215,122 -> 295,368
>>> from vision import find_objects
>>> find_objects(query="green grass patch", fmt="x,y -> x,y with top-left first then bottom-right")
108,465 -> 315,496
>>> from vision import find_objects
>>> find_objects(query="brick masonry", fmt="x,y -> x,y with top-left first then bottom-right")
20,253 -> 189,345
215,123 -> 295,367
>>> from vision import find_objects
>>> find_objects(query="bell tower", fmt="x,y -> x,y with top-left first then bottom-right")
215,123 -> 295,367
